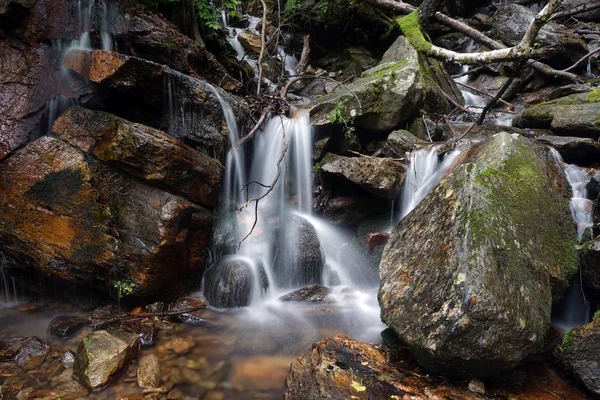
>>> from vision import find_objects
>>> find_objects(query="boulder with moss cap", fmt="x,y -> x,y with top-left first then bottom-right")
379,132 -> 578,378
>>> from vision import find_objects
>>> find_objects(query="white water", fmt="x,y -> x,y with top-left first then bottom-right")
0,253 -> 18,307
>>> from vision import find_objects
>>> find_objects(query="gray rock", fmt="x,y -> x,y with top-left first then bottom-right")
534,135 -> 600,166
579,238 -> 600,298
280,284 -> 331,302
61,350 -> 76,369
204,258 -> 268,308
381,35 -> 418,64
73,330 -> 139,391
321,153 -> 405,200
559,319 -> 600,395
558,0 -> 600,20
514,92 -> 600,139
492,4 -> 588,67
383,130 -> 420,158
379,133 -> 578,378
273,215 -> 325,288
137,354 -> 161,389
14,337 -> 50,370
47,316 -> 87,339
320,196 -> 388,227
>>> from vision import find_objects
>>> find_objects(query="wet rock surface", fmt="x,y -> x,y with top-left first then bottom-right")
272,215 -> 325,288
73,329 -> 138,391
0,136 -> 213,299
379,133 -> 577,378
558,318 -> 600,395
53,106 -> 223,208
204,259 -> 267,308
534,135 -> 600,166
382,129 -> 420,158
47,316 -> 87,339
137,354 -> 161,388
13,337 -> 50,370
318,196 -> 388,227
321,153 -> 405,200
279,285 -> 331,302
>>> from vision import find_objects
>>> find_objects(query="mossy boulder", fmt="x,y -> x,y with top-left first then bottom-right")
379,133 -> 578,378
320,153 -> 405,200
310,36 -> 462,132
513,91 -> 600,139
558,318 -> 600,395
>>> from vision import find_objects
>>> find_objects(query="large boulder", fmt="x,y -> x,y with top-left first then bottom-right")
63,49 -> 249,158
310,36 -> 463,131
514,91 -> 600,139
491,4 -> 588,68
0,40 -> 87,161
0,136 -> 213,300
73,330 -> 138,391
52,106 -> 222,208
321,153 -> 405,200
272,215 -> 325,288
558,318 -> 600,395
204,258 -> 268,308
379,133 -> 578,378
534,135 -> 600,166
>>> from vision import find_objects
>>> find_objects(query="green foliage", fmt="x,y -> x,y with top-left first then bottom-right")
562,329 -> 575,352
327,101 -> 355,136
314,162 -> 321,170
138,0 -> 240,31
114,279 -> 135,299
593,310 -> 600,321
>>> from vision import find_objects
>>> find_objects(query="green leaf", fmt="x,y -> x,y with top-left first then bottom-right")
350,380 -> 366,392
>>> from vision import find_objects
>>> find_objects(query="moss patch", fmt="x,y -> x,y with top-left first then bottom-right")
587,90 -> 600,103
397,11 -> 432,54
26,169 -> 85,207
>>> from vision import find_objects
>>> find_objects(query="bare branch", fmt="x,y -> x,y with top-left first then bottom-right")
454,81 -> 513,108
561,47 -> 600,73
296,35 -> 311,75
476,61 -> 524,125
231,106 -> 271,154
550,2 -> 600,21
519,0 -> 563,48
256,0 -> 268,95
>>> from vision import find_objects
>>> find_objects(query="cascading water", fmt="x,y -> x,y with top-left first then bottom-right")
0,252 -> 18,306
550,149 -> 594,331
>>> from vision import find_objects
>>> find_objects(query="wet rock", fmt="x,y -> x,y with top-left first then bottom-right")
53,106 -> 222,208
237,31 -> 262,53
73,330 -> 138,391
382,130 -> 420,158
579,238 -> 600,297
379,133 -> 577,378
165,337 -> 195,355
321,153 -> 405,200
47,316 -> 87,339
492,4 -> 588,68
534,135 -> 600,166
0,40 -> 86,161
0,386 -> 17,400
0,136 -> 213,300
346,47 -> 377,71
558,318 -> 600,395
285,334 -> 482,399
204,258 -> 267,308
49,369 -> 89,398
273,215 -> 325,288
514,91 -> 600,139
280,284 -> 331,302
144,302 -> 165,313
14,337 -> 50,370
61,350 -> 76,369
558,0 -> 600,20
62,49 -> 248,158
319,196 -> 388,227
137,354 -> 161,388
170,294 -> 207,323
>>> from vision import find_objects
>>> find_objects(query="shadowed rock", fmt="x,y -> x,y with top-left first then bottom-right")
204,259 -> 268,308
558,318 -> 600,395
53,106 -> 222,208
47,316 -> 88,339
280,284 -> 331,302
379,133 -> 577,378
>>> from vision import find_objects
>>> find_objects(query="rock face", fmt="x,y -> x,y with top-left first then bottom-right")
279,284 -> 331,302
272,215 -> 325,288
559,318 -> 600,395
13,337 -> 50,370
73,330 -> 138,391
63,49 -> 249,158
379,133 -> 578,378
0,136 -> 213,299
204,259 -> 267,308
579,238 -> 600,297
321,153 -> 405,200
52,106 -> 222,209
492,4 -> 587,68
310,36 -> 462,131
0,40 -> 86,161
514,91 -> 600,139
383,130 -> 420,158
285,334 -> 483,399
534,135 -> 600,166
318,196 -> 388,227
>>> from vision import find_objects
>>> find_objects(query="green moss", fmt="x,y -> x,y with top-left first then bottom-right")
587,90 -> 600,103
397,11 -> 432,54
361,60 -> 409,79
593,310 -> 600,321
26,169 -> 84,207
562,329 -> 575,352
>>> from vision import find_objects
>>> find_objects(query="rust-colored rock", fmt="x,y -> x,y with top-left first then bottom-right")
237,31 -> 262,53
63,48 -> 249,158
53,106 -> 222,208
0,137 -> 213,299
285,335 -> 590,400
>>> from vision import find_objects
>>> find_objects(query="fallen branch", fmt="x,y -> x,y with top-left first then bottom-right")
256,0 -> 268,95
296,35 -> 311,75
91,306 -> 207,329
476,61 -> 524,125
561,47 -> 600,73
549,2 -> 600,21
454,81 -> 514,108
231,106 -> 271,154
238,116 -> 288,248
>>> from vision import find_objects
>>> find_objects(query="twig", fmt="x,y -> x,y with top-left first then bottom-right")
476,60 -> 524,125
231,107 -> 271,154
295,35 -> 311,75
550,2 -> 600,21
90,306 -> 207,328
256,0 -> 268,95
238,116 -> 288,248
457,122 -> 477,141
561,48 -> 600,73
451,66 -> 484,78
455,81 -> 513,107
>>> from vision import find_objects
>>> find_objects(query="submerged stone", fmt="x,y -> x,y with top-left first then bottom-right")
379,133 -> 577,378
279,284 -> 331,302
14,337 -> 50,370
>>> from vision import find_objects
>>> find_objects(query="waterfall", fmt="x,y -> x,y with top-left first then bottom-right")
0,252 -> 18,306
100,0 -> 114,51
396,146 -> 463,223
550,149 -> 594,331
